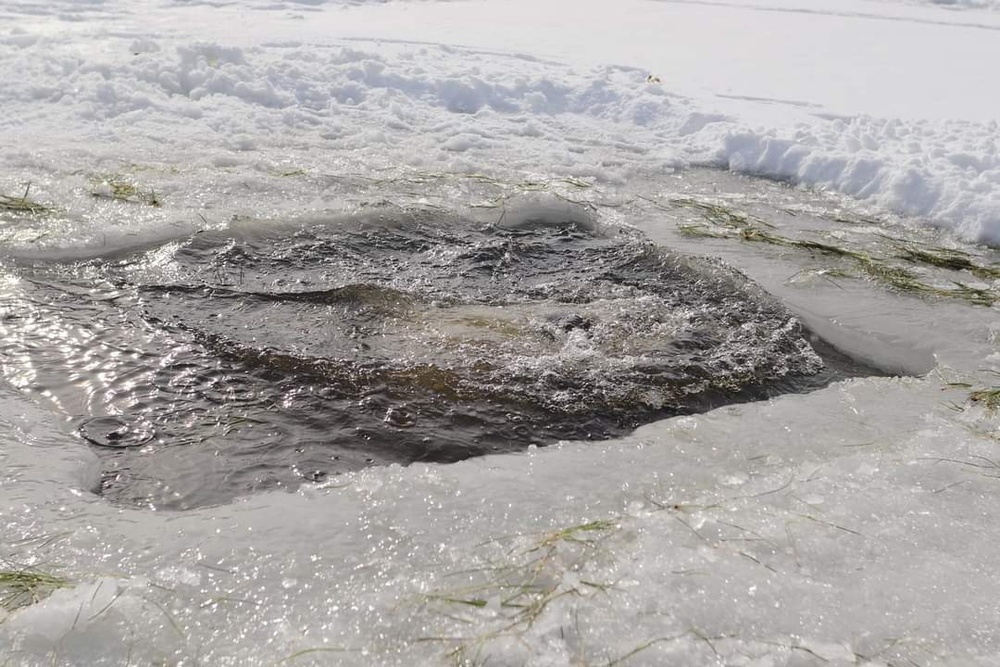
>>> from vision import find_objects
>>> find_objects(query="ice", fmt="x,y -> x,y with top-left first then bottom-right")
3,0 -> 1000,664
7,367 -> 1000,665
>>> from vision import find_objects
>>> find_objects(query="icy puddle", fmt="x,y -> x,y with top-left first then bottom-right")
0,193 -> 877,509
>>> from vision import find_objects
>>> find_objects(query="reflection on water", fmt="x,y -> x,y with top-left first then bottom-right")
0,208 -> 870,509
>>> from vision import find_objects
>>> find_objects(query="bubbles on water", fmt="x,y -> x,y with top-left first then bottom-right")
78,416 -> 155,449
384,406 -> 418,428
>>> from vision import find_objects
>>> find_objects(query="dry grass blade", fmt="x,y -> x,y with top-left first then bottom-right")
0,184 -> 50,214
278,646 -> 357,664
418,517 -> 619,661
532,519 -> 617,551
91,176 -> 162,207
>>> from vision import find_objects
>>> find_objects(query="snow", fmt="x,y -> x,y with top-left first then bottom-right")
2,0 -> 1000,247
2,0 -> 1000,245
3,0 -> 1000,664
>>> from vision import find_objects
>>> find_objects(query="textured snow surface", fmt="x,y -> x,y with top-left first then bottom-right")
1,0 -> 999,243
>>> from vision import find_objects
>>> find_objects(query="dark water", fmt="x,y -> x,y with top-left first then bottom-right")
0,208 -> 873,509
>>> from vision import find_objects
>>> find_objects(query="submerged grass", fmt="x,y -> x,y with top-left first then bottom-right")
0,567 -> 70,611
674,197 -> 1000,306
895,244 -> 1000,280
671,197 -> 773,232
415,504 -> 799,664
417,518 -> 620,665
968,386 -> 1000,411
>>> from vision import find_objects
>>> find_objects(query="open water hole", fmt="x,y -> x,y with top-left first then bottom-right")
0,195 -> 883,510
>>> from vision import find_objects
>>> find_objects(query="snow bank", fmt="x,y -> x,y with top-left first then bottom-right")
2,0 -> 999,245
0,33 -> 685,178
714,116 -> 1000,243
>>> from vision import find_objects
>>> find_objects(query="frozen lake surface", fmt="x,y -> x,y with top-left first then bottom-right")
3,0 -> 1000,664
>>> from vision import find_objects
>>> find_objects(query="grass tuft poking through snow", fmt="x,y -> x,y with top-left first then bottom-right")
964,384 -> 1000,411
0,184 -> 50,215
90,175 -> 161,207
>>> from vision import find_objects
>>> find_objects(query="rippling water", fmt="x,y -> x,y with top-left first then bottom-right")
0,207 -> 874,509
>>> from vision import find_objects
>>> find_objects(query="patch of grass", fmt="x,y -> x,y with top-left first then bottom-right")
532,519 -> 616,550
0,183 -> 50,214
944,378 -> 1000,413
671,197 -> 773,231
0,567 -> 71,611
91,175 -> 161,207
418,518 -> 619,664
677,223 -> 729,239
969,386 -> 1000,411
894,244 -> 1000,281
673,198 -> 1000,306
897,245 -> 976,271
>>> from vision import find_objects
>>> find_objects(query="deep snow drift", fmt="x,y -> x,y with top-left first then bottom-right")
2,0 -> 1000,665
